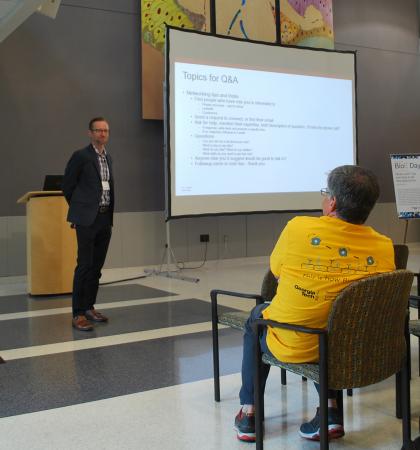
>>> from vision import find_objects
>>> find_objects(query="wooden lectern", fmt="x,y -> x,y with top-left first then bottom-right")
18,191 -> 77,295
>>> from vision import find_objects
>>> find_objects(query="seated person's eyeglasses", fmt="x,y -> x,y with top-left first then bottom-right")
320,188 -> 330,196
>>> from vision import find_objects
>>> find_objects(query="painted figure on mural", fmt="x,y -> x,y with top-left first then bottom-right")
142,0 -> 208,53
140,0 -> 334,119
280,0 -> 333,47
142,0 -> 332,50
223,0 -> 332,47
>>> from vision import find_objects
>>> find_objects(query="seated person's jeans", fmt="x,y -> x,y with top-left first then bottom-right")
239,303 -> 271,405
239,303 -> 337,405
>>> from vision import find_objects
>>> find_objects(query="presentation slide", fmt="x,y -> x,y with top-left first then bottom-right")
175,62 -> 353,196
166,28 -> 357,218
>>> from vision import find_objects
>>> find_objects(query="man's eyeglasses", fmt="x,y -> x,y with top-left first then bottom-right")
91,129 -> 110,134
320,188 -> 330,196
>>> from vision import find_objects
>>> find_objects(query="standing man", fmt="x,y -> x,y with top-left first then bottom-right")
63,117 -> 114,331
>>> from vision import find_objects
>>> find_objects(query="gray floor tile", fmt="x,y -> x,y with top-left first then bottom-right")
0,328 -> 242,417
0,300 -> 237,350
0,284 -> 175,314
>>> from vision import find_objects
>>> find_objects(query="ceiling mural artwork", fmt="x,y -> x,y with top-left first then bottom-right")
141,0 -> 210,119
216,0 -> 333,46
280,0 -> 334,48
141,0 -> 334,120
216,0 -> 276,42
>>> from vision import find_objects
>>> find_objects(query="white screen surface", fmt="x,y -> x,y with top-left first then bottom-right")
166,28 -> 357,218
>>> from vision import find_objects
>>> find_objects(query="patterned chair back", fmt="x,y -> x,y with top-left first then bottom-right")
327,270 -> 413,389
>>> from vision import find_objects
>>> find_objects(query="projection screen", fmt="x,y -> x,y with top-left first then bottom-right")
165,27 -> 357,219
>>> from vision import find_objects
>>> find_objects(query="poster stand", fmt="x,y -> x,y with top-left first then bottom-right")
390,154 -> 420,243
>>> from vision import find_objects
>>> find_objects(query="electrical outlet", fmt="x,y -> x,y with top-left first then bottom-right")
200,234 -> 209,242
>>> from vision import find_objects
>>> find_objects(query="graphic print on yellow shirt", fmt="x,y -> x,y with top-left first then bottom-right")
263,215 -> 395,363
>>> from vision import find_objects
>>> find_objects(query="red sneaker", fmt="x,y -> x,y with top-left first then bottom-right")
234,408 -> 256,442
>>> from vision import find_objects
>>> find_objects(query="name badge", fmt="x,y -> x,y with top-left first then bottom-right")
102,181 -> 110,190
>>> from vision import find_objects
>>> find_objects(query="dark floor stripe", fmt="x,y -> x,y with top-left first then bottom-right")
0,284 -> 175,314
0,299 -> 238,350
0,328 -> 243,418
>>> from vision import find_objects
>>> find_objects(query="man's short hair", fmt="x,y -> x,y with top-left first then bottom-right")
327,165 -> 380,224
89,117 -> 108,131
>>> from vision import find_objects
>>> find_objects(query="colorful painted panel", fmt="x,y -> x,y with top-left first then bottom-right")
215,0 -> 276,42
141,0 -> 210,119
141,0 -> 334,120
280,0 -> 334,48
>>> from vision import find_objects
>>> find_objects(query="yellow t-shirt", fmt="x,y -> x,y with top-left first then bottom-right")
263,215 -> 395,363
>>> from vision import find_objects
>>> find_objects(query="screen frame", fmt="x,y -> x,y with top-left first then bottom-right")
164,26 -> 358,221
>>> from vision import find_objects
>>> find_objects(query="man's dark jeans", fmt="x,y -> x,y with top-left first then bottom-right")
72,211 -> 112,317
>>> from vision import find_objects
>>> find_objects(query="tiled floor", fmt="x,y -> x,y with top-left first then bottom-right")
0,253 -> 419,450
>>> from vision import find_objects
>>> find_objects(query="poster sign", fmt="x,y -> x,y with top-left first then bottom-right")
390,154 -> 420,218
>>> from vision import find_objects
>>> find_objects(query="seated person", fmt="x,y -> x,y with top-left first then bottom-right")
235,165 -> 396,442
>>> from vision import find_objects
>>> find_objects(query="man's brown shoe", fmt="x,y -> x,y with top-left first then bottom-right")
72,315 -> 93,331
85,309 -> 108,323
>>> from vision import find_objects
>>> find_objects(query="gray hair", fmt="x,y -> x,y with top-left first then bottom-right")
327,165 -> 380,224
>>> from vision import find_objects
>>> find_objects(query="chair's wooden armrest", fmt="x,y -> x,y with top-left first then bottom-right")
253,318 -> 326,335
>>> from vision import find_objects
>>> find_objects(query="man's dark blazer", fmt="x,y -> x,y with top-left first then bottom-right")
63,144 -> 114,227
